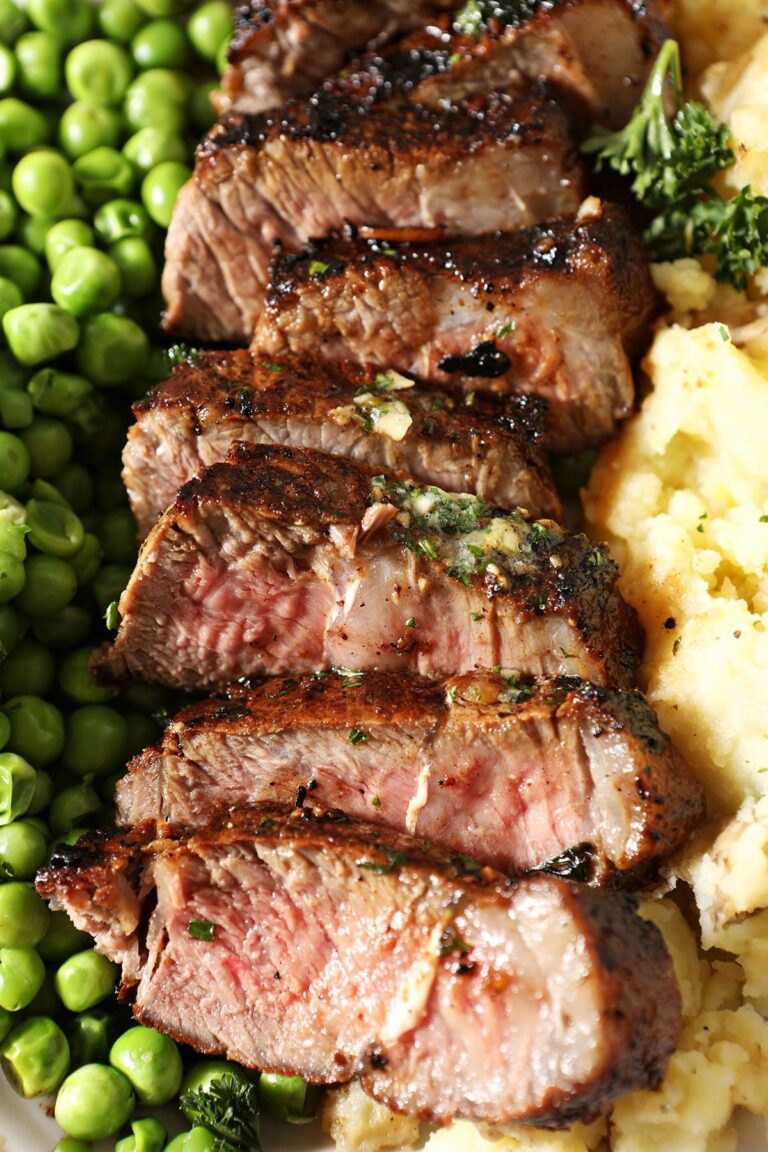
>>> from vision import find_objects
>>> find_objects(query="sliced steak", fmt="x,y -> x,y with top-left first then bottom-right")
254,200 -> 656,453
94,443 -> 641,691
124,350 -> 561,539
37,805 -> 682,1127
116,670 -> 706,884
219,0 -> 671,127
218,0 -> 456,114
163,66 -> 586,343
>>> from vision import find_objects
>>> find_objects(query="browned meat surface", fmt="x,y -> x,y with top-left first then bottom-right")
124,350 -> 561,539
218,0 -> 456,114
94,443 -> 641,691
116,670 -> 705,884
163,66 -> 586,343
254,201 -> 656,453
37,805 -> 682,1127
219,0 -> 671,128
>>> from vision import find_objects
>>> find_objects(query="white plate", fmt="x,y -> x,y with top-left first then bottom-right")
1,1075 -> 765,1152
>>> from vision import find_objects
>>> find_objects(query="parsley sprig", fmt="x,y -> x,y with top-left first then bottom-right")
583,38 -> 768,289
180,1075 -> 262,1152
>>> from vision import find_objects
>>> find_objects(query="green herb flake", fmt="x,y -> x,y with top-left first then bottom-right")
673,637 -> 682,655
495,321 -> 517,339
446,685 -> 458,703
188,919 -> 216,941
348,727 -> 371,745
308,259 -> 331,280
180,1075 -> 263,1152
418,538 -> 439,560
469,611 -> 482,622
104,601 -> 119,630
405,616 -> 417,628
258,362 -> 286,373
464,391 -> 476,407
760,515 -> 768,523
371,795 -> 382,808
358,850 -> 408,875
719,325 -> 731,342
439,930 -> 471,957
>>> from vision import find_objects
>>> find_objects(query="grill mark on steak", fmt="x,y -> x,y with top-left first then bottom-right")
36,803 -> 682,1127
93,443 -> 641,691
219,0 -> 671,127
254,201 -> 657,454
124,349 -> 562,539
162,74 -> 586,343
115,669 -> 705,883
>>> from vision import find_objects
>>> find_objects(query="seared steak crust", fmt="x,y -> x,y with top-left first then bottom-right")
37,804 -> 682,1127
124,350 -> 561,539
255,201 -> 656,453
116,670 -> 706,882
220,0 -> 671,127
95,443 -> 641,691
163,72 -> 586,343
219,0 -> 456,114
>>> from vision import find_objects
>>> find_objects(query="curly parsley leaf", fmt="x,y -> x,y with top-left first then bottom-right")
180,1075 -> 262,1152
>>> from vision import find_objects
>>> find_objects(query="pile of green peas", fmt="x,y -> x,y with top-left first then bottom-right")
0,1 -> 320,1147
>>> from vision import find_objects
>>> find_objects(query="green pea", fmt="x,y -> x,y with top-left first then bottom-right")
15,554 -> 76,617
0,1005 -> 9,1044
3,694 -> 65,766
95,465 -> 129,511
76,313 -> 148,387
0,601 -> 20,655
32,604 -> 91,649
55,1063 -> 135,1141
0,637 -> 56,697
0,387 -> 32,429
98,507 -> 137,564
17,213 -> 55,257
165,1129 -> 216,1152
0,882 -> 48,947
27,369 -> 91,419
132,19 -> 188,70
141,160 -> 189,228
12,150 -> 73,220
25,500 -> 84,560
63,704 -> 127,777
116,1116 -> 167,1152
0,429 -> 29,489
215,32 -> 228,77
0,44 -> 15,95
110,1025 -> 183,1105
55,949 -> 119,1013
0,98 -> 48,152
123,709 -> 160,758
28,0 -> 94,45
0,946 -> 44,1010
4,306 -> 79,368
0,552 -> 24,602
37,911 -> 89,965
122,125 -> 187,172
99,0 -> 146,41
53,1141 -> 92,1152
66,1007 -> 119,1068
191,80 -> 217,131
65,41 -> 134,107
124,68 -> 188,133
109,236 -> 157,298
49,463 -> 94,513
20,415 -> 73,474
189,2 -> 232,61
70,532 -> 102,586
258,1072 -> 321,1123
25,766 -> 51,815
44,219 -> 95,272
122,681 -> 169,713
48,780 -> 100,837
0,821 -> 47,881
0,752 -> 36,825
59,648 -> 116,704
0,517 -> 26,560
73,146 -> 135,206
0,0 -> 27,45
1,1015 -> 69,1096
59,102 -> 121,161
94,197 -> 152,243
0,191 -> 14,242
181,1060 -> 253,1104
0,715 -> 9,753
90,563 -> 129,614
15,31 -> 62,101
52,247 -> 122,318
0,245 -> 42,299
0,271 -> 20,332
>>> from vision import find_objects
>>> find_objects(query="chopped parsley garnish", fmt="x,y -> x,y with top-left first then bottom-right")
405,616 -> 417,628
348,727 -> 371,744
583,39 -> 768,288
357,850 -> 408,875
308,259 -> 331,280
495,321 -> 517,339
180,1074 -> 262,1152
438,929 -> 471,957
188,919 -> 217,941
371,795 -> 382,808
104,601 -> 119,630
454,0 -> 540,35
258,362 -> 286,373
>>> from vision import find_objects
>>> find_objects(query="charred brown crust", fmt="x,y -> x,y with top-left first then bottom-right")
267,203 -> 656,363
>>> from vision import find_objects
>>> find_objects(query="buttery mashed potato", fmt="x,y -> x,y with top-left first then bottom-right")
323,7 -> 768,1151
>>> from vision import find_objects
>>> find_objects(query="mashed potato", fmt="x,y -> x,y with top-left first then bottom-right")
672,0 -> 768,74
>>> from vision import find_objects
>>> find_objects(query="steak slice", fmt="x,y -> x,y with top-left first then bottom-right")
94,443 -> 641,691
116,670 -> 706,884
254,200 -> 656,454
218,0 -> 456,114
36,805 -> 682,1127
219,0 -> 671,127
162,70 -> 586,343
124,350 -> 561,540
